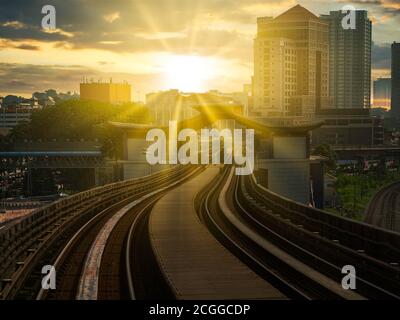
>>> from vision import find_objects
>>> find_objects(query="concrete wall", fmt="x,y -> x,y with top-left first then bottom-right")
255,135 -> 312,204
258,159 -> 310,204
273,136 -> 307,159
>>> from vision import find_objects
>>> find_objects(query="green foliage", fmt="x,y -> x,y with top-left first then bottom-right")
7,99 -> 151,159
95,123 -> 124,160
9,100 -> 149,140
311,144 -> 337,171
334,169 -> 400,220
0,134 -> 13,151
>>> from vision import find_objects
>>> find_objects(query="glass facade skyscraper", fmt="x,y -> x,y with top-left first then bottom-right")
321,10 -> 372,109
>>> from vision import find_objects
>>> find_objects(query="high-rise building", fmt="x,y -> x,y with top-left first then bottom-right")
373,78 -> 391,108
146,90 -> 242,126
253,5 -> 329,119
80,79 -> 131,104
321,10 -> 372,109
392,42 -> 400,118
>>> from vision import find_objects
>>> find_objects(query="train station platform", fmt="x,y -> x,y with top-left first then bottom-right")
149,167 -> 286,299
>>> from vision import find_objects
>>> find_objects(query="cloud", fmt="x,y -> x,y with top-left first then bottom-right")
338,0 -> 400,18
0,39 -> 41,51
15,44 -> 41,50
0,0 -> 397,56
372,42 -> 391,69
43,28 -> 74,38
97,61 -> 115,65
0,0 -> 398,95
1,20 -> 26,29
0,62 -> 163,99
0,58 -> 247,99
103,11 -> 120,23
0,0 -> 286,55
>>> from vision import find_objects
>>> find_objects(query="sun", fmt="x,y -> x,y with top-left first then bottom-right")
163,55 -> 215,92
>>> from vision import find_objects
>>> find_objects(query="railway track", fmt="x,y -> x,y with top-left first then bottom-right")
239,172 -> 400,299
197,166 -> 359,300
364,181 -> 400,232
97,166 -> 202,300
1,165 -> 185,299
196,166 -> 400,299
3,163 -> 400,300
36,165 -> 201,300
196,166 -> 305,299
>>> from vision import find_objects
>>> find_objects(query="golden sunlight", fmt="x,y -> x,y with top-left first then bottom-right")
163,55 -> 216,92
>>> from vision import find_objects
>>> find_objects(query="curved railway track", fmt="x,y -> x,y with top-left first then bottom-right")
37,166 -> 201,300
239,172 -> 400,299
3,163 -> 400,300
97,167 -> 203,300
197,166 -> 355,300
1,165 -> 185,299
364,181 -> 400,232
196,166 -> 400,300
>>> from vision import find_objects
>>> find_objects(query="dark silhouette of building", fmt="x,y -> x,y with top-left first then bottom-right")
312,108 -> 384,146
392,42 -> 400,118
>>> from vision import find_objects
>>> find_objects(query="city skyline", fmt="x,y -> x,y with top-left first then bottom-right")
0,0 -> 399,99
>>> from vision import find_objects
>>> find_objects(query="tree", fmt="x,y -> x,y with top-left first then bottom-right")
312,144 -> 337,171
7,99 -> 151,158
96,123 -> 123,161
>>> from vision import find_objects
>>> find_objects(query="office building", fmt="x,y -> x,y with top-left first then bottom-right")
373,78 -> 391,108
0,104 -> 37,135
80,79 -> 131,104
146,90 -> 243,126
0,96 -> 42,135
253,5 -> 329,119
312,108 -> 384,146
321,10 -> 372,109
392,42 -> 400,118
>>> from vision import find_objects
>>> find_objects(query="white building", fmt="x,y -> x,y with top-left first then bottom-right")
0,106 -> 33,135
253,5 -> 330,120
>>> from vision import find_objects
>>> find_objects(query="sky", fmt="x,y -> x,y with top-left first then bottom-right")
0,0 -> 399,101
